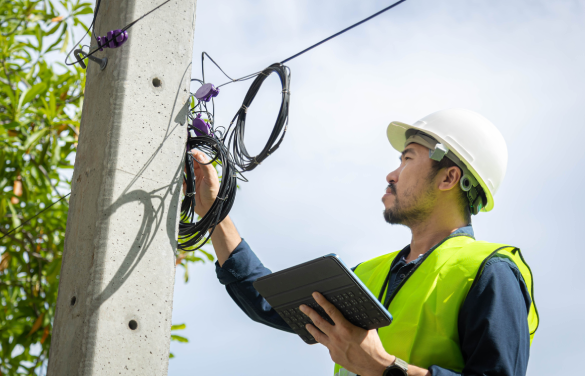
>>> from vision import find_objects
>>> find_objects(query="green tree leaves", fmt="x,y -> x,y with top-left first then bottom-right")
169,323 -> 188,358
19,83 -> 47,111
0,0 -> 87,374
1,2 -> 211,373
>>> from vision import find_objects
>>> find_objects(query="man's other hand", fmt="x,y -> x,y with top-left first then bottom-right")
299,292 -> 394,376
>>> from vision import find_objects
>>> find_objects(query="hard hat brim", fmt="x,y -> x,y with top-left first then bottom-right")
386,120 -> 494,212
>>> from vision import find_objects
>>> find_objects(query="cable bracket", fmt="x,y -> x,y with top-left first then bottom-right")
73,49 -> 107,70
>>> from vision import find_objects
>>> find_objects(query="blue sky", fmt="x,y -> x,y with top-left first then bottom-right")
168,0 -> 585,374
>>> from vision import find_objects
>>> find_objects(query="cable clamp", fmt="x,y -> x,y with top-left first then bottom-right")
194,83 -> 220,102
216,196 -> 227,201
282,89 -> 290,94
185,192 -> 194,197
241,105 -> 248,113
96,30 -> 129,51
253,157 -> 261,165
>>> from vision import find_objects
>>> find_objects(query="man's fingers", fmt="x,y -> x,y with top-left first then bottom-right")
313,292 -> 347,325
305,323 -> 329,346
300,304 -> 334,335
190,149 -> 207,163
189,150 -> 216,182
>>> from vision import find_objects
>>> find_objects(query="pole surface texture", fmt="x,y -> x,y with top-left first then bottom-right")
47,0 -> 196,374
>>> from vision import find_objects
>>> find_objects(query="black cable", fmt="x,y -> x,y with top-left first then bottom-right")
206,0 -> 410,88
178,136 -> 238,251
181,61 -> 290,252
202,52 -> 234,83
280,0 -> 408,64
0,192 -> 71,241
198,52 -> 263,89
225,63 -> 291,172
65,0 -> 103,66
119,0 -> 171,31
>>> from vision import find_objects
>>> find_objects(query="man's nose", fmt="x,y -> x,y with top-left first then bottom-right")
386,167 -> 400,185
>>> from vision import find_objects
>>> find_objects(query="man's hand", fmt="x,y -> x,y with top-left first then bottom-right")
183,149 -> 220,218
181,150 -> 240,266
299,292 -> 394,376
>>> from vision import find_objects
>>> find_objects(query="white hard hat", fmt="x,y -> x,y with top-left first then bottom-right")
386,108 -> 508,213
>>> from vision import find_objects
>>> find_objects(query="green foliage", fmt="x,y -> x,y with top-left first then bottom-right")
176,246 -> 214,283
0,1 -> 212,373
1,0 -> 88,373
169,323 -> 188,358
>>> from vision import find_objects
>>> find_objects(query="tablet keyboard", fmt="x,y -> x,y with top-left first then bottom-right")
276,287 -> 390,344
253,254 -> 393,345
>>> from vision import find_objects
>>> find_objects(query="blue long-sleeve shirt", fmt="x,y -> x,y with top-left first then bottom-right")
215,226 -> 532,376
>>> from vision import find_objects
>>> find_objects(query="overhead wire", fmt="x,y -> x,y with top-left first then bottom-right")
210,0 -> 409,88
0,193 -> 71,241
280,0 -> 408,64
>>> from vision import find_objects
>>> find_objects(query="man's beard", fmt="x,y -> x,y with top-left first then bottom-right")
383,180 -> 437,227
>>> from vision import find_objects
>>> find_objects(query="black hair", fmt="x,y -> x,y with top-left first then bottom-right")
429,157 -> 472,225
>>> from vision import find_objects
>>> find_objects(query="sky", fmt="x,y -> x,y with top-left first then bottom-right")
159,0 -> 585,374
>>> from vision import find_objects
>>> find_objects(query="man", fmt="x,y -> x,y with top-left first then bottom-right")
188,109 -> 538,376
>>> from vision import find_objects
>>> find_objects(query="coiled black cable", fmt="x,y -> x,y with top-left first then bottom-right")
178,135 -> 238,251
225,63 -> 291,172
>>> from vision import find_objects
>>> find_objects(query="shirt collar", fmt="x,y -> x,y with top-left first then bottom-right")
392,225 -> 475,270
451,224 -> 474,238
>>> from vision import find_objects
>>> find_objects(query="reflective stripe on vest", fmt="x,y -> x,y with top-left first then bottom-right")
333,235 -> 538,375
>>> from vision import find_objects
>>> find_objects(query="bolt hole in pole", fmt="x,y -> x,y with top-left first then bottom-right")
128,320 -> 138,330
152,77 -> 162,87
70,296 -> 76,306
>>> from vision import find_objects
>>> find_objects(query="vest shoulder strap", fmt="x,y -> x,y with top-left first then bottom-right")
354,250 -> 401,304
469,244 -> 540,343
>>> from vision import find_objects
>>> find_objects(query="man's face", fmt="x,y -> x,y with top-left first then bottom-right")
382,143 -> 438,226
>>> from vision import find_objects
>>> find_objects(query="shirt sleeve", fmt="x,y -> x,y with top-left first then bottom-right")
428,257 -> 532,376
215,238 -> 294,333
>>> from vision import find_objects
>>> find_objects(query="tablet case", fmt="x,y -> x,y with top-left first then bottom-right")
253,254 -> 393,344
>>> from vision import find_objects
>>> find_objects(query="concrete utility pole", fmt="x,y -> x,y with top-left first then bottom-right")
47,0 -> 196,375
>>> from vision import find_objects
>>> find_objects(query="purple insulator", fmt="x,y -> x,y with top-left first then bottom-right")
194,83 -> 220,102
192,113 -> 210,137
97,30 -> 129,51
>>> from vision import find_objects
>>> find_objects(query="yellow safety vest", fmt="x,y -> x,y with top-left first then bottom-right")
334,234 -> 538,376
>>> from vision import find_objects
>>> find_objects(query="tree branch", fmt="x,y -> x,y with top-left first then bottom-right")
1,59 -> 15,95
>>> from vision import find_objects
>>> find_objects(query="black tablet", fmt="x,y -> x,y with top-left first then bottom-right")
253,253 -> 393,344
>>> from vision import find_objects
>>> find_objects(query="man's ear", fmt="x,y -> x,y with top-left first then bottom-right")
438,166 -> 461,192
